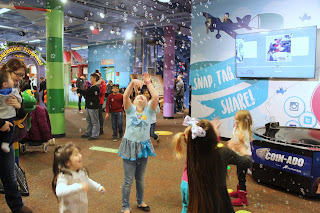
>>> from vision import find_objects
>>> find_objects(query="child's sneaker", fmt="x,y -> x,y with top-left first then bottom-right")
113,138 -> 117,142
155,137 -> 160,143
79,110 -> 83,113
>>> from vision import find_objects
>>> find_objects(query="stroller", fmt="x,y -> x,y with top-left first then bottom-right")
20,105 -> 54,153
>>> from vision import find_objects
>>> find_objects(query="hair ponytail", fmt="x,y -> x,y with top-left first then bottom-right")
172,132 -> 187,160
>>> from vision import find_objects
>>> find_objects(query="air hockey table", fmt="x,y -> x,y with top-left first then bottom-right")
251,124 -> 320,196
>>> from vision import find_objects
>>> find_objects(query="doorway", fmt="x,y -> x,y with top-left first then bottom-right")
104,66 -> 114,82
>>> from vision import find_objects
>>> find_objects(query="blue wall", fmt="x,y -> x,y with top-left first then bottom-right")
88,41 -> 134,88
191,0 -> 320,137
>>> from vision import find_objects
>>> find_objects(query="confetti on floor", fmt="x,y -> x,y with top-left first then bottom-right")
235,210 -> 251,213
227,189 -> 234,193
155,131 -> 173,135
217,143 -> 224,147
89,146 -> 118,153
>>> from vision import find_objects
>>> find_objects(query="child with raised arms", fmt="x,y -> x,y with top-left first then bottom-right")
52,142 -> 105,213
118,72 -> 159,213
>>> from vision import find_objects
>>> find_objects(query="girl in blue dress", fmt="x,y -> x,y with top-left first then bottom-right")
118,73 -> 159,213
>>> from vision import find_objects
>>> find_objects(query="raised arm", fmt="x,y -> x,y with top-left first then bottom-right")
123,79 -> 143,110
144,73 -> 159,111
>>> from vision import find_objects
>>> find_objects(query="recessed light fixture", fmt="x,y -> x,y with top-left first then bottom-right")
29,39 -> 41,43
90,25 -> 95,31
99,12 -> 105,18
158,0 -> 170,3
61,0 -> 67,3
126,32 -> 133,40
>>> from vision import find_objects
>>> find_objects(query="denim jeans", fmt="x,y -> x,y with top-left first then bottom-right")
180,180 -> 188,213
150,123 -> 158,140
0,144 -> 24,212
176,95 -> 183,112
111,111 -> 123,139
85,109 -> 100,138
122,158 -> 148,212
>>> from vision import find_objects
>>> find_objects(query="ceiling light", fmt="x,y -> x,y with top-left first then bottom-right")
28,39 -> 41,43
158,0 -> 170,2
39,47 -> 43,51
90,25 -> 94,31
0,8 -> 10,15
72,46 -> 88,50
99,12 -> 105,18
126,32 -> 133,40
110,29 -> 115,34
61,0 -> 67,3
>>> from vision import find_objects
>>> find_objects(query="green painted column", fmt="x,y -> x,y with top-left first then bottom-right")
46,0 -> 65,137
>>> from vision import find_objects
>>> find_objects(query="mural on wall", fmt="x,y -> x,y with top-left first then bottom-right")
203,12 -> 252,39
191,0 -> 320,137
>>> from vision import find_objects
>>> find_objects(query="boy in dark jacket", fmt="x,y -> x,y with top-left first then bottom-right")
72,73 -> 100,140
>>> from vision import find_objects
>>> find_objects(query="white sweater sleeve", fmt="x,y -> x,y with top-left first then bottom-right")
87,177 -> 102,192
56,174 -> 83,197
12,88 -> 22,103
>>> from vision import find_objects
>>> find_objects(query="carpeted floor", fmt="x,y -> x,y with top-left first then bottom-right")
0,108 -> 319,213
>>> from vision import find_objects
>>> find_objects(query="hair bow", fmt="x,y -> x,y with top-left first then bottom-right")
183,116 -> 206,139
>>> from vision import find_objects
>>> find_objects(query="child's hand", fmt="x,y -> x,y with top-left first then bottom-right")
81,183 -> 89,192
6,95 -> 21,109
71,87 -> 78,92
238,147 -> 249,156
132,79 -> 144,89
105,113 -> 109,120
143,72 -> 151,84
0,121 -> 13,132
227,140 -> 234,149
100,186 -> 106,194
211,117 -> 221,136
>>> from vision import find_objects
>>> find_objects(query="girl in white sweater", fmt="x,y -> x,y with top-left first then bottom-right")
52,142 -> 105,213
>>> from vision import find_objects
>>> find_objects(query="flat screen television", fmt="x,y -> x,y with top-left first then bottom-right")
235,26 -> 317,78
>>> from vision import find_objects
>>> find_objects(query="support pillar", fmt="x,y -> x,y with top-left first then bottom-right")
163,26 -> 175,119
46,0 -> 65,137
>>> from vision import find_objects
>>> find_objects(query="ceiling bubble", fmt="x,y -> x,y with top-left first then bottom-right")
84,17 -> 88,21
133,6 -> 138,12
69,18 -> 73,23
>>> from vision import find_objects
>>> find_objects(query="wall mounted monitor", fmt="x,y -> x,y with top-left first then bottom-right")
235,26 -> 317,78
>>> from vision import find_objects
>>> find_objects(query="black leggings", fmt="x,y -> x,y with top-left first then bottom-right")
236,155 -> 252,191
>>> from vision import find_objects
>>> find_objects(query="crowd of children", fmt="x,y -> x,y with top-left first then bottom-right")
0,58 -> 257,213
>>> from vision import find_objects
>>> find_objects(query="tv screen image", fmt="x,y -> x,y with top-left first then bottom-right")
236,26 -> 317,78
